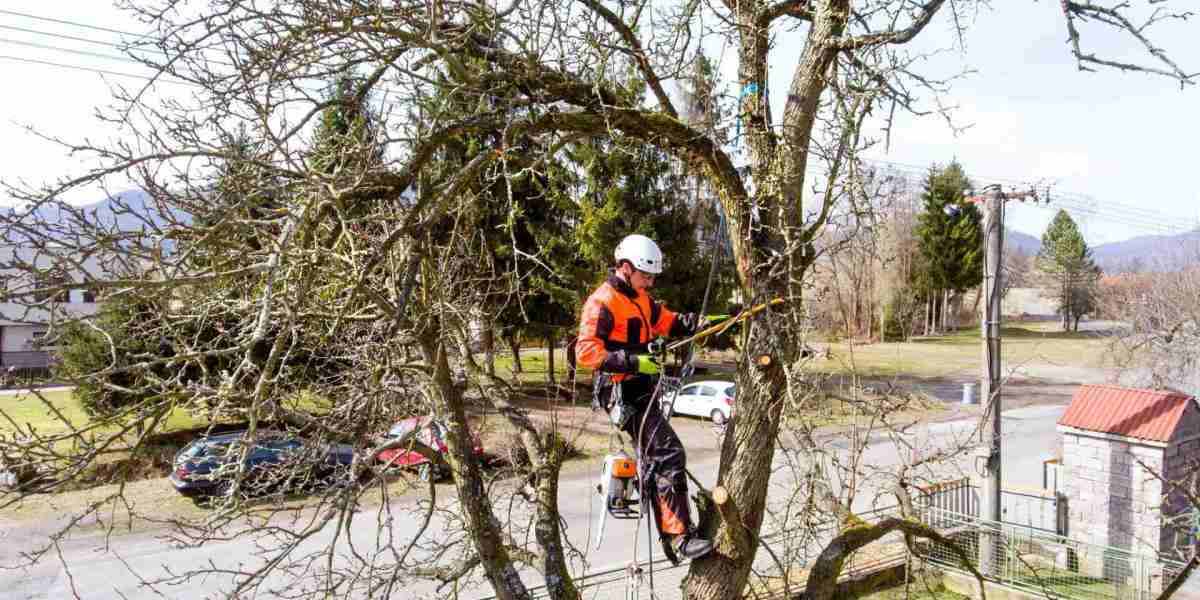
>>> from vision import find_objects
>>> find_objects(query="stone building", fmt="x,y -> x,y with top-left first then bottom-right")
1057,384 -> 1199,566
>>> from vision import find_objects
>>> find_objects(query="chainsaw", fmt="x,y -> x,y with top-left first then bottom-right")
594,451 -> 640,550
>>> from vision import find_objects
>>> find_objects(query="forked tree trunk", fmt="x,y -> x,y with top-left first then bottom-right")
683,3 -> 849,598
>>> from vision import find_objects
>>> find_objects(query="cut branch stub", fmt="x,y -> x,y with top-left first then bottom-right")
755,354 -> 773,368
711,485 -> 753,560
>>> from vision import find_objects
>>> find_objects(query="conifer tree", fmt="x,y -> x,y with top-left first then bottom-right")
1037,209 -> 1101,331
914,162 -> 982,333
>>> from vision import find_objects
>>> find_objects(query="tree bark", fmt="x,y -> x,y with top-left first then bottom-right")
941,289 -> 949,332
483,319 -> 496,378
545,335 -> 556,385
924,296 -> 930,336
505,332 -> 523,375
565,335 -> 577,387
423,333 -> 533,600
684,2 -> 850,598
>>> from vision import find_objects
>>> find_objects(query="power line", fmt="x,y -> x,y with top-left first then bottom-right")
0,8 -> 149,39
861,158 -> 1195,236
0,23 -> 136,49
0,36 -> 146,65
864,157 -> 1190,229
0,10 -> 411,100
0,54 -> 199,87
6,10 -> 1195,238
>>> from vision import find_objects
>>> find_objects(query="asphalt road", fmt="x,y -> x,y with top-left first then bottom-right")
1,404 -> 1067,600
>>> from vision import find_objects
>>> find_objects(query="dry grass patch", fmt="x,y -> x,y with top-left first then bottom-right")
816,321 -> 1115,379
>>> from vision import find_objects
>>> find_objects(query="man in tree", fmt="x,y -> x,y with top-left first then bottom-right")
576,234 -> 726,561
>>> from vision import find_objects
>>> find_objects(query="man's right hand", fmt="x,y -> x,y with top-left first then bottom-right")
634,354 -> 660,375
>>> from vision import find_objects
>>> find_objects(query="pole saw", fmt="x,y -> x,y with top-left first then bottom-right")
663,297 -> 785,353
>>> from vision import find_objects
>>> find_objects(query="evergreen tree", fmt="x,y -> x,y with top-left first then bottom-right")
309,75 -> 385,178
1037,209 -> 1101,331
913,162 -> 982,333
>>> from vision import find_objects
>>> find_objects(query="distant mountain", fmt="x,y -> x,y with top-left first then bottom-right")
1090,231 -> 1200,272
1005,228 -> 1041,256
2,190 -> 190,242
1001,228 -> 1200,272
0,190 -> 197,258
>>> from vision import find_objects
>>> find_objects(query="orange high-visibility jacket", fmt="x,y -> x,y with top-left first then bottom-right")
576,274 -> 697,381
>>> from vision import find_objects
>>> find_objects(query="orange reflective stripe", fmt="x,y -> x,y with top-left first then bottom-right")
658,497 -> 686,535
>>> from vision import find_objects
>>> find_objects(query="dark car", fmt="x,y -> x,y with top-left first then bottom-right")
375,417 -> 483,481
170,430 -> 355,499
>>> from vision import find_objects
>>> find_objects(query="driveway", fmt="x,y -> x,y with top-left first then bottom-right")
0,400 -> 1068,600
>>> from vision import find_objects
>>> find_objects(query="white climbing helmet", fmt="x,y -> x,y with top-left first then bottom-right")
614,234 -> 664,274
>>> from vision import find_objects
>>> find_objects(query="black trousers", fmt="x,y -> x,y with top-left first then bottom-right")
608,375 -> 691,538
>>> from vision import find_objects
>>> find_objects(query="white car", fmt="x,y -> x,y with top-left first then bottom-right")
665,380 -> 735,424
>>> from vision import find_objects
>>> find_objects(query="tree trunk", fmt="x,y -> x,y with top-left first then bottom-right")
483,321 -> 496,378
565,335 -> 577,386
422,333 -> 534,600
545,335 -> 556,385
684,3 -> 849,598
923,296 -> 930,336
505,333 -> 523,375
936,286 -> 945,331
971,286 -> 982,320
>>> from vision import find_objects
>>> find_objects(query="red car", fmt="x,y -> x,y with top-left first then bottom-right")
375,417 -> 483,480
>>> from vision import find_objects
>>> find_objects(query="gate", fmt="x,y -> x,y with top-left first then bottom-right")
917,478 -> 1066,535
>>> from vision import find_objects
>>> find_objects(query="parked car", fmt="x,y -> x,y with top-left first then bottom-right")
664,380 -> 735,424
169,430 -> 355,499
374,417 -> 483,480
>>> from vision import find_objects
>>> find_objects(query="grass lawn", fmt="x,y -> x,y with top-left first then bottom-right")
0,389 -> 90,432
0,389 -> 205,436
861,586 -> 969,600
816,321 -> 1115,379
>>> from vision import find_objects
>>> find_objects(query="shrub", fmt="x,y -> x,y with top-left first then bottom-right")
54,293 -> 166,417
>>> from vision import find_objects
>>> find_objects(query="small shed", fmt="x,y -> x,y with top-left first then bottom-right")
1057,384 -> 1199,562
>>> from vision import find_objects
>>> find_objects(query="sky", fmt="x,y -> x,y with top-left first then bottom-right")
0,1 -> 1197,246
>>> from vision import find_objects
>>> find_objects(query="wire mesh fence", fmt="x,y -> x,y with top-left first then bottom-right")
483,506 -> 908,600
914,506 -> 1188,600
483,503 -> 1189,600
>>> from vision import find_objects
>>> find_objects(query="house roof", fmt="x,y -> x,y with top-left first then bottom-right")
1058,384 -> 1195,443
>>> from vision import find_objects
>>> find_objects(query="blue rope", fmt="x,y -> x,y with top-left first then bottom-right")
734,82 -> 760,146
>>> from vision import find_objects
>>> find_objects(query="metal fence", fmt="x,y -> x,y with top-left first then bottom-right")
482,506 -> 909,600
482,502 -> 1188,600
914,506 -> 1188,600
919,477 -> 1067,536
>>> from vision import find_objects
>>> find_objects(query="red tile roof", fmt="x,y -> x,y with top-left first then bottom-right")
1058,384 -> 1195,443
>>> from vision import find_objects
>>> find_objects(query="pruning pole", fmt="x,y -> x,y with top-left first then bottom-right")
666,298 -> 785,352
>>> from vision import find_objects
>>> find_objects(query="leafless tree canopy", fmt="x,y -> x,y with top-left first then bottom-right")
0,1 -> 1192,599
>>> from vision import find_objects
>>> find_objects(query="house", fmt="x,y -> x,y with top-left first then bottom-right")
1057,384 -> 1200,569
0,245 -> 104,371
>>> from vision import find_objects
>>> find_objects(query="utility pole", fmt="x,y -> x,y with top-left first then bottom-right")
955,184 -> 1039,574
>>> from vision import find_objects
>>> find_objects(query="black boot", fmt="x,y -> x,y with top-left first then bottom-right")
671,533 -> 713,560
